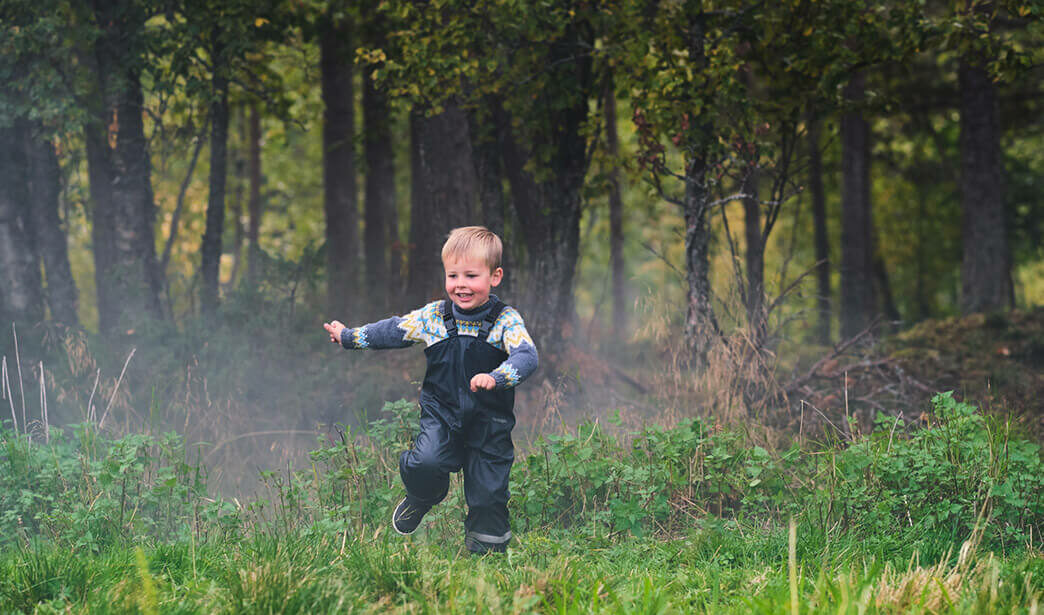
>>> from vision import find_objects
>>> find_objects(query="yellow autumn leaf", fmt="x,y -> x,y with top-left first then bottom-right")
255,17 -> 269,27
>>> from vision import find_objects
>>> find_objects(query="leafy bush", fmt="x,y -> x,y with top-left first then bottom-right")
823,391 -> 1043,549
3,393 -> 1039,555
0,425 -> 234,551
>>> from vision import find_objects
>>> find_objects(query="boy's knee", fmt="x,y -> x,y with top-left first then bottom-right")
400,447 -> 447,477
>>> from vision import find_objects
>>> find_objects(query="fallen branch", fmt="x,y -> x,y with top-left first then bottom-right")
783,316 -> 882,396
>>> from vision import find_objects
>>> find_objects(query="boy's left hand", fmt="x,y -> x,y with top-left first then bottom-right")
470,373 -> 496,392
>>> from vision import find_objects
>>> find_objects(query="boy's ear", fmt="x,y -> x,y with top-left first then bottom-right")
490,267 -> 504,287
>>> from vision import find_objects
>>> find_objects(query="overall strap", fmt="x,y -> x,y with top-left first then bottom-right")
480,300 -> 506,341
442,300 -> 457,337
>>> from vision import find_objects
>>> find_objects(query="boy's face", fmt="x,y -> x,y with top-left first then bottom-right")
444,255 -> 503,310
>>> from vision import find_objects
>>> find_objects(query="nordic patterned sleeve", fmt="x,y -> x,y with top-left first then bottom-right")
339,301 -> 448,349
488,307 -> 539,390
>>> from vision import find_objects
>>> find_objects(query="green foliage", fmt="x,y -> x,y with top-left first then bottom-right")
824,392 -> 1044,550
0,425 -> 232,551
0,392 -> 1042,611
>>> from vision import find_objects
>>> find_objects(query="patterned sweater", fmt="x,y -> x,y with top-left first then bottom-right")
339,296 -> 538,390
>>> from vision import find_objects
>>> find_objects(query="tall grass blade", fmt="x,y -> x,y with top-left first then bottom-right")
86,367 -> 100,423
99,347 -> 136,429
3,356 -> 17,434
39,362 -> 48,443
789,516 -> 798,615
12,324 -> 26,438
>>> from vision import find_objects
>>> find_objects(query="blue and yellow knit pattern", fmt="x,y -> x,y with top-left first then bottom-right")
339,298 -> 538,390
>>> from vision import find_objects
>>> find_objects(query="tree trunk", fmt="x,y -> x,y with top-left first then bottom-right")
605,77 -> 627,331
874,254 -> 901,324
386,179 -> 403,308
83,112 -> 118,330
682,14 -> 719,363
25,122 -> 79,325
959,60 -> 1012,314
0,124 -> 43,321
363,71 -> 394,316
407,104 -> 477,306
320,21 -> 358,316
86,0 -> 164,332
469,99 -> 511,296
226,107 -> 246,289
839,72 -> 876,339
246,102 -> 263,288
496,21 -> 595,374
109,71 -> 165,325
807,113 -> 831,344
201,50 -> 229,316
742,169 -> 765,346
683,159 -> 719,361
500,87 -> 588,371
500,131 -> 582,370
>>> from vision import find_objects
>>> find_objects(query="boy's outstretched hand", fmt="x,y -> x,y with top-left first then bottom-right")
323,320 -> 346,344
470,373 -> 496,392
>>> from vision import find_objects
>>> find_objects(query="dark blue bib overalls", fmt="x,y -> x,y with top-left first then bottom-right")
399,299 -> 516,552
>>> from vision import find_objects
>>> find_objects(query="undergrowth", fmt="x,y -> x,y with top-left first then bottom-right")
0,393 -> 1041,612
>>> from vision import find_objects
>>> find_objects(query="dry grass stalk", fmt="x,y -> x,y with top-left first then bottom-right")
99,347 -> 136,429
3,356 -> 17,434
12,323 -> 26,437
872,531 -> 997,613
86,368 -> 100,423
39,361 -> 48,443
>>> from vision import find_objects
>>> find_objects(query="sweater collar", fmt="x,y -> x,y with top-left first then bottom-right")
452,294 -> 500,317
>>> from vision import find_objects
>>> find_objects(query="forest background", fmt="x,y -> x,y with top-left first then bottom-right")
0,0 -> 1042,484
1,1 -> 1044,611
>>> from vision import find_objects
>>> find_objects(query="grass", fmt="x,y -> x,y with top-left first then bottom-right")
1,376 -> 1042,612
1,522 -> 1040,613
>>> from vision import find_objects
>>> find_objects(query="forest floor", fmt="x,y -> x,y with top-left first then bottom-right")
1,309 -> 1042,612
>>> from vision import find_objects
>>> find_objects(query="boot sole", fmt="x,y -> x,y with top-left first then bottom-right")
392,497 -> 424,536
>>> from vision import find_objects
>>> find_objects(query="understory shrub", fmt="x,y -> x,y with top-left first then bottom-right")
1,393 -> 1039,553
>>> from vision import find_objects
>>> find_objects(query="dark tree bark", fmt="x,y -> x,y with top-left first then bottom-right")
839,72 -> 876,339
605,76 -> 627,330
498,30 -> 593,368
201,44 -> 229,316
682,159 -> 719,360
742,169 -> 765,346
496,21 -> 597,372
0,124 -> 43,321
226,107 -> 246,288
807,114 -> 831,344
86,0 -> 165,332
874,254 -> 901,324
246,102 -> 263,288
25,122 -> 79,325
407,104 -> 477,306
83,112 -> 118,328
681,15 -> 719,363
500,120 -> 584,369
363,70 -> 394,315
959,60 -> 1012,314
109,72 -> 165,325
469,98 -> 510,295
386,178 -> 403,308
320,21 -> 358,315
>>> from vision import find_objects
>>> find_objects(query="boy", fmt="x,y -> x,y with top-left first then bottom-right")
323,226 -> 538,554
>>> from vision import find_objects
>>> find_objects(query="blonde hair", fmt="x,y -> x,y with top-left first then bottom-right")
441,226 -> 503,271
